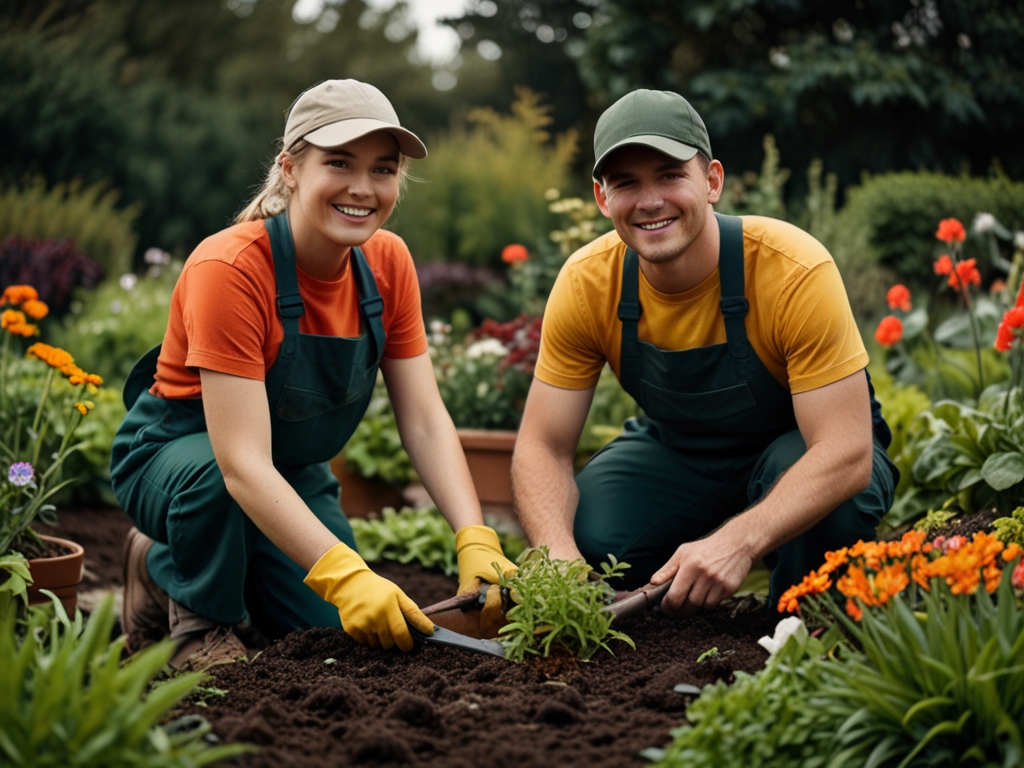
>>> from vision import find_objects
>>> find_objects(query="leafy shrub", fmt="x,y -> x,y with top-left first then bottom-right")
54,262 -> 180,386
0,238 -> 104,317
342,375 -> 413,485
643,630 -> 854,768
496,546 -> 634,662
0,177 -> 138,279
415,262 -> 500,327
829,171 -> 1024,286
391,89 -> 578,267
0,592 -> 249,767
351,505 -> 525,576
993,506 -> 1024,547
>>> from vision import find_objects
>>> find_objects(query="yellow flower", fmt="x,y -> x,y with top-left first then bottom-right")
75,402 -> 88,416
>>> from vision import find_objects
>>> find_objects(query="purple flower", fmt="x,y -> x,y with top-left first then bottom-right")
8,462 -> 34,487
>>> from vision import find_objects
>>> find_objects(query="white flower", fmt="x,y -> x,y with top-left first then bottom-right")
119,273 -> 138,291
475,381 -> 489,398
757,616 -> 807,656
431,333 -> 447,346
465,338 -> 508,359
973,213 -> 996,233
144,247 -> 171,265
1015,232 -> 1024,250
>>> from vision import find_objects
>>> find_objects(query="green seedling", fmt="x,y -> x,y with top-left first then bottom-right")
496,546 -> 635,663
695,647 -> 734,664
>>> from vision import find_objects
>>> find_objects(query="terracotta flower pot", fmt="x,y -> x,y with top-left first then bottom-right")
26,534 -> 85,616
457,429 -> 518,523
329,457 -> 408,519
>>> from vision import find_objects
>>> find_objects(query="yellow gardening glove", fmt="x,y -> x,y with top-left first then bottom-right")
304,542 -> 434,652
455,525 -> 518,595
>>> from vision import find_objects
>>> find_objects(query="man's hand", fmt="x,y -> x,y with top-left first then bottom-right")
649,528 -> 755,616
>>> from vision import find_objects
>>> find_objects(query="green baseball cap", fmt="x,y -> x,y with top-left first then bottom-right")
592,89 -> 712,180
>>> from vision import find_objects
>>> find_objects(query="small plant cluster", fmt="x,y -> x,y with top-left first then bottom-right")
351,506 -> 525,576
432,316 -> 539,430
643,623 -> 853,768
495,546 -> 635,663
1,285 -> 103,583
0,592 -> 248,767
993,506 -> 1024,547
0,238 -> 104,317
778,529 -> 1023,620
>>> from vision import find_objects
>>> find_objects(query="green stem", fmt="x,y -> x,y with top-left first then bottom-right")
30,367 -> 54,466
0,331 -> 9,416
949,245 -> 985,395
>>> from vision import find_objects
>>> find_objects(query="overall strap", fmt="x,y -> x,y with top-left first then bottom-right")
350,246 -> 386,364
715,212 -> 750,360
618,247 -> 643,397
266,214 -> 304,344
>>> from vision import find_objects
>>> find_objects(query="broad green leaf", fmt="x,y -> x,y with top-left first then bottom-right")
980,452 -> 1024,491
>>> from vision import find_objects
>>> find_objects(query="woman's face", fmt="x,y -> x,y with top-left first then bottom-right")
282,130 -> 402,255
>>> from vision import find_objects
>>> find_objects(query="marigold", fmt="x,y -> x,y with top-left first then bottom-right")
1,309 -> 25,329
26,342 -> 74,370
874,315 -> 903,348
934,254 -> 953,276
886,284 -> 912,312
1,285 -> 38,305
7,323 -> 37,338
948,258 -> 981,290
75,402 -> 88,416
20,299 -> 48,320
936,218 -> 966,243
501,244 -> 529,264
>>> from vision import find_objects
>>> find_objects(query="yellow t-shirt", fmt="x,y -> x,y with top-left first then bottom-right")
534,215 -> 867,395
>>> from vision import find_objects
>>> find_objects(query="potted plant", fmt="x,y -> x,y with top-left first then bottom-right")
0,284 -> 102,614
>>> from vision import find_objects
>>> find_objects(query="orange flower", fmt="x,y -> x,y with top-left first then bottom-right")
501,244 -> 529,264
21,299 -> 48,320
845,599 -> 863,621
990,279 -> 1007,295
7,323 -> 37,338
0,285 -> 39,305
936,218 -> 966,243
75,402 -> 88,416
26,342 -> 74,370
1,309 -> 26,329
1003,544 -> 1023,561
1006,307 -> 1024,329
874,563 -> 909,603
996,322 -> 1015,352
949,258 -> 981,290
874,315 -> 903,348
886,284 -> 912,312
934,254 -> 953,275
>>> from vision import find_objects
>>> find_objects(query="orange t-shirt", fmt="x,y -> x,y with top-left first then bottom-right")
151,220 -> 427,399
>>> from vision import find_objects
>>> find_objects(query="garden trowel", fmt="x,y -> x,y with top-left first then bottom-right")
407,620 -> 507,659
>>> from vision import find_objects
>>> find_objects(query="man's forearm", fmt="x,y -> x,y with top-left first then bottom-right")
511,437 -> 582,561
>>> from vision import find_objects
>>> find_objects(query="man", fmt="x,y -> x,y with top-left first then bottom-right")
512,89 -> 897,615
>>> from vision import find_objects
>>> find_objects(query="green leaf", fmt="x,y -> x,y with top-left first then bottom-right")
980,452 -> 1024,491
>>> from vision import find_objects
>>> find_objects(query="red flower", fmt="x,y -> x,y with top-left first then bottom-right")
948,258 -> 981,290
501,244 -> 529,264
936,218 -> 966,244
886,284 -> 912,312
1006,307 -> 1024,329
996,322 -> 1015,352
990,279 -> 1007,295
934,254 -> 953,276
1013,560 -> 1024,591
875,315 -> 903,348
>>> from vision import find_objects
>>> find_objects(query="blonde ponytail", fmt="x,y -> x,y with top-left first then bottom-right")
234,140 -> 312,223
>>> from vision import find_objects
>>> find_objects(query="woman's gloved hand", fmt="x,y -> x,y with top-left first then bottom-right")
455,525 -> 518,595
304,542 -> 434,651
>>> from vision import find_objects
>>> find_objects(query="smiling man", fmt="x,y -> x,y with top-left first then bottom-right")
512,89 -> 899,614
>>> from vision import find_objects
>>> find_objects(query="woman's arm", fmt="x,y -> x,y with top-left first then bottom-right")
380,352 -> 484,531
200,369 -> 338,570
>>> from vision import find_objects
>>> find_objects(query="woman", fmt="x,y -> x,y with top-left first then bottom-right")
111,79 -> 515,668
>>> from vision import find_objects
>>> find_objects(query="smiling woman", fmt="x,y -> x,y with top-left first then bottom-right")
109,79 -> 518,671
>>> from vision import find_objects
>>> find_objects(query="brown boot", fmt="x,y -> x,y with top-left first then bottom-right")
170,625 -> 248,672
121,527 -> 170,653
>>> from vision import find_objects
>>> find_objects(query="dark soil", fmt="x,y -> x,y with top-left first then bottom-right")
183,562 -> 778,768
41,507 -> 779,766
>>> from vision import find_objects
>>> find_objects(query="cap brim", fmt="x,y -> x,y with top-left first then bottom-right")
592,135 -> 699,180
303,118 -> 428,159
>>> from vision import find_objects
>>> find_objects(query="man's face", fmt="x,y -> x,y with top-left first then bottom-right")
594,145 -> 722,265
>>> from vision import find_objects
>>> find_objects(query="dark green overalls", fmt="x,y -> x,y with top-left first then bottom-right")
110,214 -> 384,637
574,214 -> 898,600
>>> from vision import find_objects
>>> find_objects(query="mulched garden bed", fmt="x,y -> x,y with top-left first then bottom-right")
40,506 -> 781,766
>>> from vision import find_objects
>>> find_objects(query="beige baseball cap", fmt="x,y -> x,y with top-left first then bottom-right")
283,79 -> 427,159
